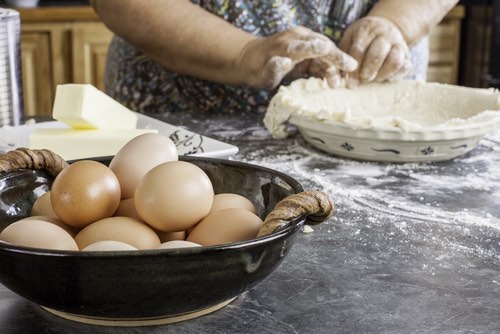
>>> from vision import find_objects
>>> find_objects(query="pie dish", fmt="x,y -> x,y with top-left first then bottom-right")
265,79 -> 500,162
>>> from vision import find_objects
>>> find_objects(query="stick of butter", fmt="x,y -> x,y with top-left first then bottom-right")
29,128 -> 158,160
52,84 -> 138,129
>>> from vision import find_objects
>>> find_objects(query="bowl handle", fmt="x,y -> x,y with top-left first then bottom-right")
257,190 -> 334,237
0,147 -> 68,178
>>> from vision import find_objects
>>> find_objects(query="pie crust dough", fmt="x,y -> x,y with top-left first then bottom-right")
264,78 -> 500,138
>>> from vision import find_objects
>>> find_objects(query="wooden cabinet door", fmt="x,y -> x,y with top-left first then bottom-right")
20,32 -> 54,117
427,22 -> 462,84
427,6 -> 464,84
72,23 -> 114,91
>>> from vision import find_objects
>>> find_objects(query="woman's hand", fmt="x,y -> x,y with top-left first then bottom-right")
93,1 -> 356,90
339,16 -> 411,87
237,27 -> 358,90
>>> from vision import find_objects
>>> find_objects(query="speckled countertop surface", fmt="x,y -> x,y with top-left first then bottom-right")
1,110 -> 499,333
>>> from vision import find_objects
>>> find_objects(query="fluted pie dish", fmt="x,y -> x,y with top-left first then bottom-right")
265,79 -> 500,162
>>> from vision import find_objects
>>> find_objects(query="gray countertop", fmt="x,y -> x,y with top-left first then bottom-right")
1,110 -> 499,333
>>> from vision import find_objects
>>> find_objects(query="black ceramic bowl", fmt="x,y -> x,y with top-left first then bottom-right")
0,153 -> 331,325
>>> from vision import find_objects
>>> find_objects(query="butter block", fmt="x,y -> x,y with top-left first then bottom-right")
52,84 -> 138,130
29,128 -> 158,160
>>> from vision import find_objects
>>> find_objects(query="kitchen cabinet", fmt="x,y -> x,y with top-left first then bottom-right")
17,6 -> 113,117
20,31 -> 52,117
427,5 -> 465,84
72,23 -> 112,92
16,5 -> 464,118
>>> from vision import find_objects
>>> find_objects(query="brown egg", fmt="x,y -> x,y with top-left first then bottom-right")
209,193 -> 257,214
114,198 -> 143,221
187,208 -> 264,246
135,161 -> 214,232
20,215 -> 77,237
0,219 -> 79,251
109,133 -> 178,199
31,191 -> 58,217
82,240 -> 138,251
74,216 -> 161,250
51,160 -> 121,228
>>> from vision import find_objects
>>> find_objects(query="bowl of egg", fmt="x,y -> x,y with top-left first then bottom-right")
0,133 -> 333,326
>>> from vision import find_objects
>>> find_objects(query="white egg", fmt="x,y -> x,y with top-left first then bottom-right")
157,240 -> 202,249
109,133 -> 178,199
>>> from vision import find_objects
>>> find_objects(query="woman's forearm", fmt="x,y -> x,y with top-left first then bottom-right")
368,0 -> 459,46
91,0 -> 255,85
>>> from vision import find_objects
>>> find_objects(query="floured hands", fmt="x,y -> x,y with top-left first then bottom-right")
237,26 -> 358,90
340,16 -> 412,87
237,19 -> 411,91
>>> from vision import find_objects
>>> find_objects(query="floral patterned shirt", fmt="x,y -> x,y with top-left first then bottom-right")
105,0 -> 428,115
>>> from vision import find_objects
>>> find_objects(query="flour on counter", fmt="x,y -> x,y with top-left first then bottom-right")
264,78 -> 500,138
237,130 -> 500,236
